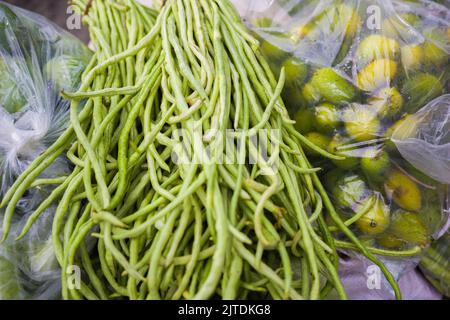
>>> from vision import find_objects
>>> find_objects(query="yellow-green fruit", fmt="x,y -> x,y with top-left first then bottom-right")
423,41 -> 448,68
357,59 -> 397,92
384,114 -> 418,151
361,149 -> 391,181
356,35 -> 400,65
382,13 -> 421,39
260,41 -> 287,62
355,196 -> 390,235
253,18 -> 273,28
283,58 -> 308,87
401,44 -> 424,70
328,134 -> 360,169
385,170 -> 422,212
402,73 -> 443,112
423,28 -> 449,68
313,103 -> 339,133
332,173 -> 370,209
385,114 -> 417,140
324,168 -> 344,191
293,4 -> 359,42
377,233 -> 405,249
302,83 -> 321,106
303,132 -> 331,157
309,68 -> 356,104
283,86 -> 307,110
294,108 -> 315,134
389,211 -> 429,247
343,104 -> 381,141
368,87 -> 404,118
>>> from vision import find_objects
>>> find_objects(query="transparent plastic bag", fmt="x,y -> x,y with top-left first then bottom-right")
332,253 -> 442,300
0,1 -> 91,300
0,207 -> 61,300
392,94 -> 450,184
0,1 -> 91,195
235,0 -> 449,253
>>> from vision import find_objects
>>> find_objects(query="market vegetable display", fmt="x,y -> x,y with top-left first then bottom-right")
0,1 -> 92,299
0,0 -> 411,300
250,0 -> 449,256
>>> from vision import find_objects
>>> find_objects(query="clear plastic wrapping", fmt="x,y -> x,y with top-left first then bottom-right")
0,1 -> 91,300
234,0 -> 449,255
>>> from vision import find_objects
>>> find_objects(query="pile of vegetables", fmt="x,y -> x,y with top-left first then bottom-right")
0,0 -> 413,300
255,0 -> 449,254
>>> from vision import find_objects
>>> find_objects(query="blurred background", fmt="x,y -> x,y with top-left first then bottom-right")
3,0 -> 90,42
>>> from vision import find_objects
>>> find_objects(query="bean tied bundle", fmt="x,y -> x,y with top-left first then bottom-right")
0,0 -> 401,300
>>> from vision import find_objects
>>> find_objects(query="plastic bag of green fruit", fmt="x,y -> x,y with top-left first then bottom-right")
0,1 -> 92,195
0,207 -> 61,300
0,2 -> 92,299
235,0 -> 449,253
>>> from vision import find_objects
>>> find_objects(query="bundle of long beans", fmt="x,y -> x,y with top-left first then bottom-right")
0,0 -> 401,299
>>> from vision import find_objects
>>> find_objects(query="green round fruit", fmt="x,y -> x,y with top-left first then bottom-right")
343,104 -> 381,141
309,68 -> 356,104
355,195 -> 390,235
253,18 -> 273,28
401,44 -> 424,71
328,134 -> 360,169
302,83 -> 321,106
283,57 -> 308,87
377,233 -> 405,249
356,35 -> 400,65
293,108 -> 315,134
303,132 -> 331,157
388,210 -> 429,247
368,87 -> 404,118
402,72 -> 443,112
324,168 -> 344,191
423,28 -> 449,68
332,173 -> 371,209
313,102 -> 339,133
260,41 -> 288,62
385,170 -> 422,212
357,59 -> 397,92
382,13 -> 421,39
361,148 -> 391,181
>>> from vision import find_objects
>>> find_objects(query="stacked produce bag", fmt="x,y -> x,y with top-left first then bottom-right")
235,0 -> 450,298
0,2 -> 91,299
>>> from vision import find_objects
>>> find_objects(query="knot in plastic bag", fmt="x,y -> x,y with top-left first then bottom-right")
0,107 -> 50,190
